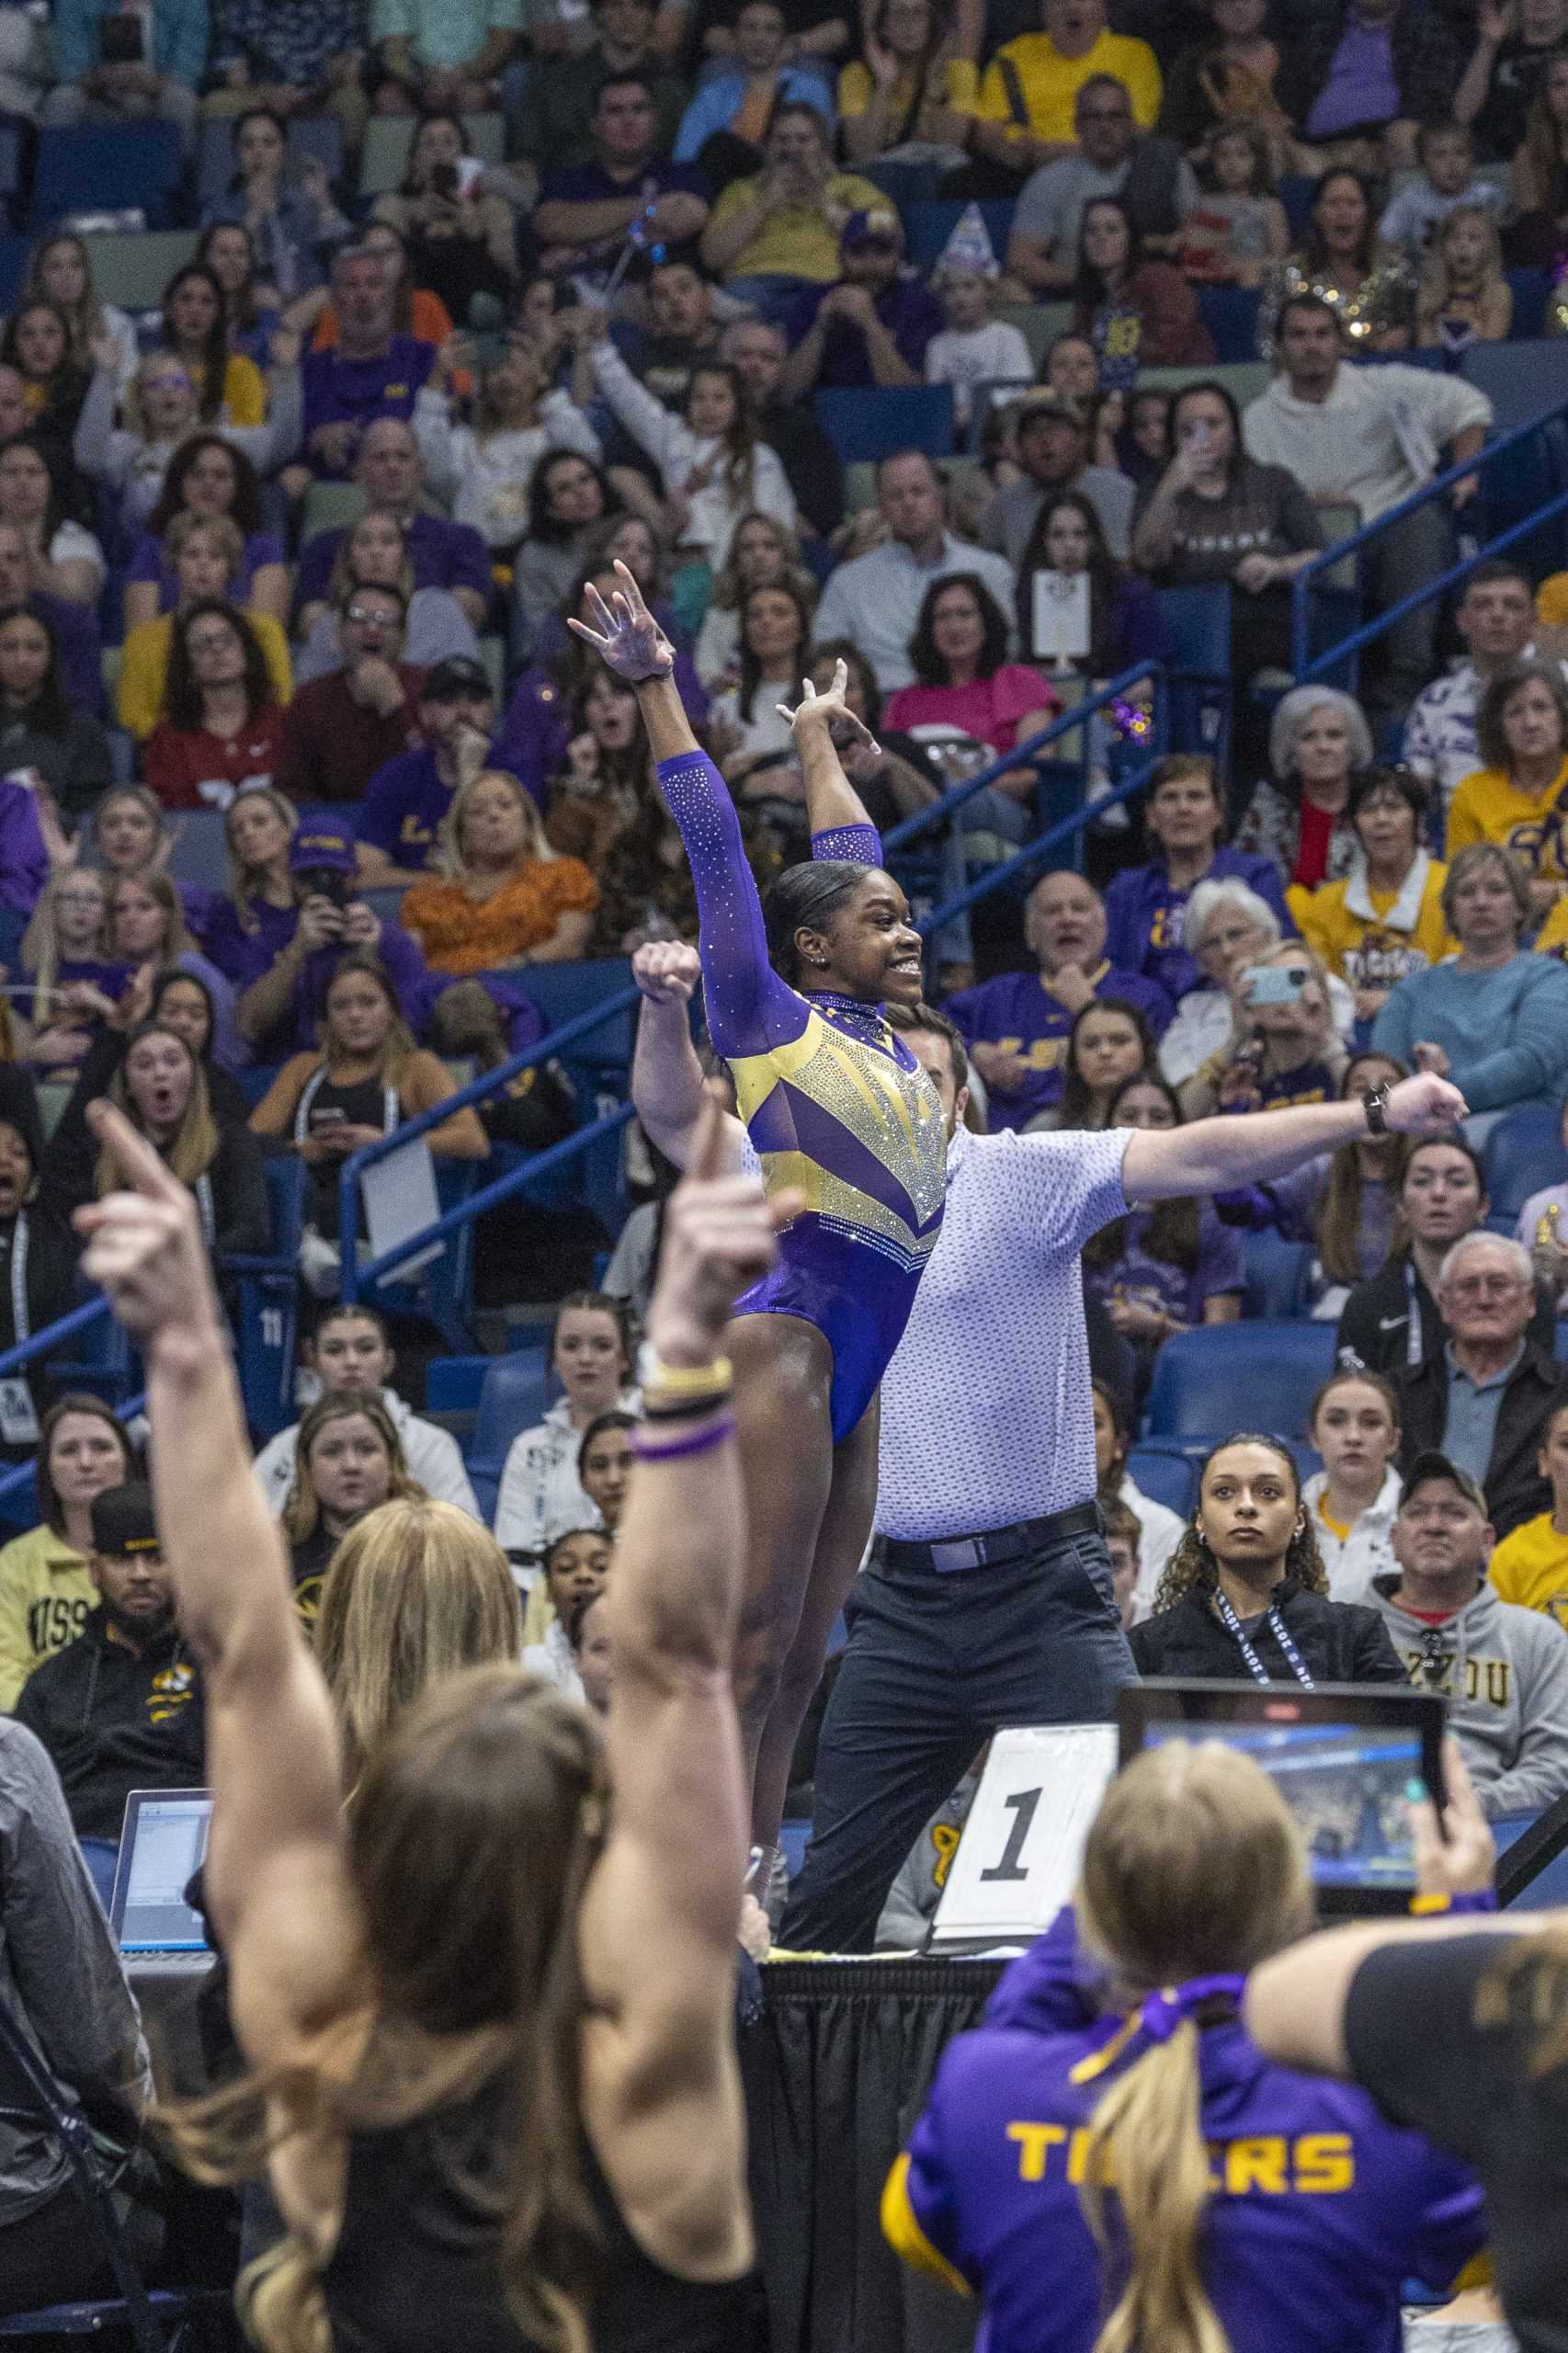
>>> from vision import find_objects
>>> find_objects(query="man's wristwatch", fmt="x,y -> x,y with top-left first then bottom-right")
1363,1082 -> 1392,1136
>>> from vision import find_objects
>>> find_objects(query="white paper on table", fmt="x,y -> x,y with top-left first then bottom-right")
361,1138 -> 445,1282
1030,568 -> 1092,665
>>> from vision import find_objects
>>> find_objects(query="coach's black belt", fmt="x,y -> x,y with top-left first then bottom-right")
881,1499 -> 1104,1575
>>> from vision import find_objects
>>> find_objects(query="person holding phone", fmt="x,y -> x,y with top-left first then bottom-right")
1247,1745 -> 1568,2353
222,809 -> 432,1063
1181,938 -> 1347,1120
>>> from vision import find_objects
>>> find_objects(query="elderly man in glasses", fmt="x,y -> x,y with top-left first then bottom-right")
275,581 -> 426,806
1394,1232 -> 1568,1542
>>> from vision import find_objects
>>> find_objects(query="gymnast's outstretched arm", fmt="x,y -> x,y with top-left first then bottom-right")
776,669 -> 886,869
571,560 -> 799,1061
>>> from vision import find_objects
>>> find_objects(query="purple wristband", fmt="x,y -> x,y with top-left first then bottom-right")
1448,1888 -> 1500,1914
629,1414 -> 736,1463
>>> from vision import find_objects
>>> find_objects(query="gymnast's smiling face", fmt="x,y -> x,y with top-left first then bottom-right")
798,873 -> 924,1007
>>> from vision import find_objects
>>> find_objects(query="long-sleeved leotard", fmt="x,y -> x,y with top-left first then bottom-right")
658,748 -> 947,1441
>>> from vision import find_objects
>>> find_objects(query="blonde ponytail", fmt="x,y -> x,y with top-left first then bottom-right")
1079,2022 -> 1230,2353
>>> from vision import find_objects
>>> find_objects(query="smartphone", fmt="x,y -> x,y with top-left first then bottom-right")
309,1106 -> 347,1130
1189,417 -> 1210,448
430,161 -> 460,199
1243,963 -> 1307,1006
296,865 -> 352,909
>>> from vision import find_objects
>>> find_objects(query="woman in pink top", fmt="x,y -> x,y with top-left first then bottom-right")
884,574 -> 1060,810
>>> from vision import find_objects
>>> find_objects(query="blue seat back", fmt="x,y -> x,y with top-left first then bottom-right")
1240,1229 -> 1314,1319
813,384 -> 956,465
1460,335 -> 1568,429
1124,1442 -> 1197,1518
1156,584 -> 1232,768
29,121 -> 183,227
165,809 -> 232,893
467,1344 -> 552,1516
1142,1320 -> 1338,1441
1484,1103 -> 1568,1226
1197,281 -> 1261,362
232,1156 -> 307,1439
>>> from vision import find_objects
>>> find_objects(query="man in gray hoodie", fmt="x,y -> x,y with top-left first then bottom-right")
1369,1449 -> 1568,1820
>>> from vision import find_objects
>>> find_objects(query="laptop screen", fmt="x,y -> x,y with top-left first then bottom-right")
1118,1683 -> 1447,1916
110,1790 -> 212,1954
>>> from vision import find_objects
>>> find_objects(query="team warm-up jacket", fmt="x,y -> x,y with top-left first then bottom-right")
884,1909 -> 1486,2353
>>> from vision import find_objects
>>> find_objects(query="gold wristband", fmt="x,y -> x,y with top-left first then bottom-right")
639,1347 -> 733,1398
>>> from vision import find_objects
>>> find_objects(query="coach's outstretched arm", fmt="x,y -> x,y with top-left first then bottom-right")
1121,1072 -> 1467,1201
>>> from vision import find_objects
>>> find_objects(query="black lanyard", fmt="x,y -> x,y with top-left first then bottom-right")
1211,1586 -> 1315,1688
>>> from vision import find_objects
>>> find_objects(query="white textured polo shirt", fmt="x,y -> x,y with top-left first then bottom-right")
876,1122 -> 1131,1540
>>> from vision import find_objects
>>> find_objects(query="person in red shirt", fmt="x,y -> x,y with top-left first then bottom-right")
142,601 -> 285,813
275,584 -> 426,806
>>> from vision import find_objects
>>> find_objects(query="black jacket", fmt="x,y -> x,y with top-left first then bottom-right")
1394,1344 -> 1567,1542
1129,1576 -> 1407,1686
13,1607 -> 204,1840
1338,1255 -> 1555,1379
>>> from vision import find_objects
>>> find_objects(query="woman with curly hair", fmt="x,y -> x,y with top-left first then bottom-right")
1127,1432 -> 1407,1682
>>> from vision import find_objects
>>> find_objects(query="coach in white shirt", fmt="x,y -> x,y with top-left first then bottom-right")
254,1302 -> 480,1519
1243,293 -> 1491,725
630,940 -> 1469,1949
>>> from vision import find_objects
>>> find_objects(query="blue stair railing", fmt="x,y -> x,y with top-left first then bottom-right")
337,986 -> 642,1309
1290,403 -> 1568,687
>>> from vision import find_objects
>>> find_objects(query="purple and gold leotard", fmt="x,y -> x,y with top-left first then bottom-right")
658,749 -> 947,1442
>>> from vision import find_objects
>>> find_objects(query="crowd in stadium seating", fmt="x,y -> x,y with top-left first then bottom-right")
2,0 -> 1568,2332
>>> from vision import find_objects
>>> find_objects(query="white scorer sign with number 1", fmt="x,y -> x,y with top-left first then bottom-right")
931,1724 -> 1119,1948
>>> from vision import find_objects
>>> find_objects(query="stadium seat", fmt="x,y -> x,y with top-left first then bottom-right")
1460,336 -> 1568,432
813,383 -> 955,465
992,301 -> 1072,369
863,159 -> 944,210
0,233 -> 26,315
227,1155 -> 307,1439
1138,359 -> 1268,407
1505,268 -> 1551,344
515,960 -> 637,1085
1484,1102 -> 1568,1225
164,809 -> 231,893
1240,1229 -> 1314,1320
466,1342 -> 551,1523
1196,282 -> 1261,363
1125,1441 -> 1198,1518
301,480 -> 368,545
1155,584 -> 1232,770
964,375 -> 1035,452
28,121 -> 184,229
0,117 -> 28,231
1142,1320 -> 1338,1441
358,110 -> 505,199
86,227 -> 197,313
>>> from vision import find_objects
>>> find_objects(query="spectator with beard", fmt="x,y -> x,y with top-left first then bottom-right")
14,1483 -> 203,1892
720,317 -> 844,538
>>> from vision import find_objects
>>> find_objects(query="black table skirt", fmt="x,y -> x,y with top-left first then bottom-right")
744,1959 -> 1003,2353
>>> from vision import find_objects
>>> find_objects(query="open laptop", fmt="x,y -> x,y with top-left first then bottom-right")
108,1789 -> 213,1968
1119,1682 -> 1448,1918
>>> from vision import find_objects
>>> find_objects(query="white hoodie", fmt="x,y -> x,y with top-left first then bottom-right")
1303,1465 -> 1403,1604
254,1389 -> 480,1521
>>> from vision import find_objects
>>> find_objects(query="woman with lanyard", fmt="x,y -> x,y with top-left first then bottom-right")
247,951 -> 487,1295
1128,1433 -> 1407,1685
883,1737 -> 1488,2353
0,1063 -> 77,1463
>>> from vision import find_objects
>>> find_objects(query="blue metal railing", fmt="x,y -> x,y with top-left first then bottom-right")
881,661 -> 1170,855
338,984 -> 640,1299
1290,403 -> 1568,681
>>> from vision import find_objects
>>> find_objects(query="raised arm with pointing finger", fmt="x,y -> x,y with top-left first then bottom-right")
75,1089 -> 789,2340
